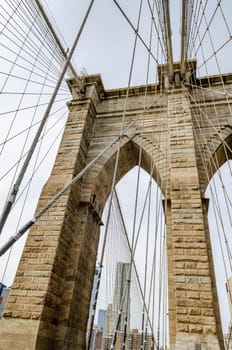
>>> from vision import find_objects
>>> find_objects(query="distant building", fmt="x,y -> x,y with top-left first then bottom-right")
87,268 -> 100,350
104,303 -> 114,336
101,329 -> 153,350
224,332 -> 232,350
93,330 -> 103,350
88,268 -> 100,329
97,309 -> 106,331
88,310 -> 106,350
101,334 -> 112,350
0,283 -> 10,319
105,262 -> 130,335
227,277 -> 232,317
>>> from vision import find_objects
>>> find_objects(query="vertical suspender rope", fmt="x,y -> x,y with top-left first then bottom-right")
114,189 -> 156,345
88,0 -> 142,341
87,104 -> 162,350
0,0 -> 95,235
0,91 -> 160,258
0,135 -> 118,258
140,183 -> 152,350
88,0 -> 155,346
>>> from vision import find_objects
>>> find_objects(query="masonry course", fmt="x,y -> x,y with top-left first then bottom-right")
0,64 -> 231,349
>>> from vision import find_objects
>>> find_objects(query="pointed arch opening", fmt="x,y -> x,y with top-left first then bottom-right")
205,159 -> 232,346
87,165 -> 169,349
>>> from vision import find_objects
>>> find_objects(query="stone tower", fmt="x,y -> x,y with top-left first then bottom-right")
0,62 -> 231,349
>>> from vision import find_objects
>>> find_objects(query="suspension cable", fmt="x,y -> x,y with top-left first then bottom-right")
0,0 -> 95,235
34,0 -> 78,78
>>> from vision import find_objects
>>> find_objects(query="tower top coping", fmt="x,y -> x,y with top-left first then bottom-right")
158,59 -> 197,88
66,63 -> 232,100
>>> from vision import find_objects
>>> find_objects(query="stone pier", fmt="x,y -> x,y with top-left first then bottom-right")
0,63 -> 231,349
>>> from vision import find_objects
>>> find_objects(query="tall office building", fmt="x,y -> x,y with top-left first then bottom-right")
104,262 -> 131,336
90,309 -> 106,350
97,309 -> 106,331
88,267 -> 100,329
87,267 -> 100,350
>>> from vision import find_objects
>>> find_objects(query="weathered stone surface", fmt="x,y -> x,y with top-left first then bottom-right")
0,66 -> 231,349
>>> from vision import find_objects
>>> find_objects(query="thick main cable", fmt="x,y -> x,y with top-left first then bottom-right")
112,0 -> 159,65
0,0 -> 95,235
34,0 -> 78,79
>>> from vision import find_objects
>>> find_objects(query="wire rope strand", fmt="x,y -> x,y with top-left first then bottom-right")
1,104 -> 67,283
0,20 -> 58,183
111,190 -> 156,346
112,0 -> 159,65
7,0 -> 65,68
0,4 -> 63,87
0,0 -> 95,236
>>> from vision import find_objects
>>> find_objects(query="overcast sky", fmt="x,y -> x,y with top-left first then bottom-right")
40,0 -> 232,86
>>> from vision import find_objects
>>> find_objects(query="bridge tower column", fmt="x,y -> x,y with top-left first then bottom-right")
0,81 -> 103,349
166,85 -> 224,349
0,66 -> 227,350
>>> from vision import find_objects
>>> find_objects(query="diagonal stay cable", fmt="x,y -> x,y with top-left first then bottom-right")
42,0 -> 69,49
187,88 -> 232,270
0,0 -> 70,83
1,111 -> 66,284
0,110 -> 68,182
184,81 -> 232,99
146,0 -> 167,59
0,0 -> 95,235
0,41 -> 67,85
11,122 -> 66,210
114,189 -> 156,346
0,70 -> 68,93
0,50 -> 67,87
0,86 -> 164,269
0,97 -> 69,118
188,0 -> 208,57
88,0 -> 161,344
197,38 -> 232,71
0,99 -> 141,253
34,0 -> 78,78
112,0 -> 159,64
5,0 -> 65,70
1,31 -> 66,204
184,86 -> 232,155
0,132 -> 119,257
88,1 -> 151,346
0,106 -> 66,148
0,22 -> 55,157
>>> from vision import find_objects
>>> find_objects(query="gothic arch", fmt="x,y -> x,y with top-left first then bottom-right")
0,74 -> 230,349
203,132 -> 232,192
81,137 -> 164,218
